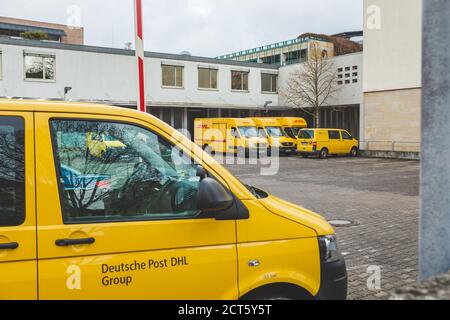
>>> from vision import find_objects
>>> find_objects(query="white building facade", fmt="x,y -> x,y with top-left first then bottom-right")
278,52 -> 363,138
0,37 -> 363,139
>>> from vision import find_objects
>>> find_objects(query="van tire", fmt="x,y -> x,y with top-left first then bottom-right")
319,148 -> 328,159
240,283 -> 313,301
350,147 -> 358,157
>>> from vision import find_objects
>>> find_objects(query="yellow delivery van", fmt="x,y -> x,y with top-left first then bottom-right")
86,132 -> 127,159
275,117 -> 308,139
194,118 -> 268,156
0,99 -> 347,300
297,128 -> 359,159
250,118 -> 297,155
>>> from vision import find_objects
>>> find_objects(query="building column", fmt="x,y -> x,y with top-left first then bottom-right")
420,0 -> 450,280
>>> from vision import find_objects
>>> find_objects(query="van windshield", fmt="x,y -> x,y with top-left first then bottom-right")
266,126 -> 284,137
299,130 -> 315,139
258,128 -> 267,138
238,126 -> 258,138
284,127 -> 302,138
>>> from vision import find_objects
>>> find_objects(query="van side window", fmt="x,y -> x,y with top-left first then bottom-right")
328,130 -> 341,140
0,117 -> 25,227
341,131 -> 353,140
50,119 -> 201,224
299,130 -> 314,139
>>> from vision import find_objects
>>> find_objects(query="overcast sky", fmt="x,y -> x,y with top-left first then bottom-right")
0,0 -> 363,57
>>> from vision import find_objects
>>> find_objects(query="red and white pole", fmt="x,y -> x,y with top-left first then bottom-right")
134,0 -> 146,112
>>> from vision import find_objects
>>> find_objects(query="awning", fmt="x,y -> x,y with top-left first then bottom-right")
0,22 -> 66,36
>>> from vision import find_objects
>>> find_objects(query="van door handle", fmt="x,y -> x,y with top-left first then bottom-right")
55,238 -> 95,247
0,242 -> 19,250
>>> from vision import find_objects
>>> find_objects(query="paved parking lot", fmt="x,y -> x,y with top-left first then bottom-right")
224,155 -> 420,300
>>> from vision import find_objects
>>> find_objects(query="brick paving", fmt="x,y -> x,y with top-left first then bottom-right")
223,156 -> 420,300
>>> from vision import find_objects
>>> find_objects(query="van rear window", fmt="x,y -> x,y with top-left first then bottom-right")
299,130 -> 314,139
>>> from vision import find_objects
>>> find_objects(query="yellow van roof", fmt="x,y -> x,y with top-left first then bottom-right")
276,117 -> 307,127
195,118 -> 256,126
249,117 -> 280,126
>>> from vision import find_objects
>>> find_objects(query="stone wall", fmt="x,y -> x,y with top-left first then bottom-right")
363,88 -> 421,153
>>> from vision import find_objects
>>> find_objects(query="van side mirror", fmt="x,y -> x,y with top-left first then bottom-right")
197,177 -> 233,212
196,165 -> 207,180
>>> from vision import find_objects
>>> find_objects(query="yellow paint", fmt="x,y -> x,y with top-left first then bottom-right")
0,99 -> 336,299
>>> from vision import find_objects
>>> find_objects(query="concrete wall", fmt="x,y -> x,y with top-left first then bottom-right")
363,0 -> 422,153
0,40 -> 278,110
363,0 -> 422,92
363,88 -> 421,152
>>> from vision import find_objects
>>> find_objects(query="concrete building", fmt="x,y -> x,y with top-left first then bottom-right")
0,37 -> 280,138
217,32 -> 362,66
0,16 -> 84,45
362,0 -> 422,157
279,52 -> 363,138
0,34 -> 363,139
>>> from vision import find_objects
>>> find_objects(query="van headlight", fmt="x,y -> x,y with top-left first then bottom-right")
318,235 -> 341,263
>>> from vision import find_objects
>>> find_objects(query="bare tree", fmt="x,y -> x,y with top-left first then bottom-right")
280,42 -> 341,128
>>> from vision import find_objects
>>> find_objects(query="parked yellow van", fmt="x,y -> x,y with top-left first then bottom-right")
250,118 -> 297,155
275,117 -> 308,139
297,128 -> 359,159
194,118 -> 268,156
86,132 -> 127,159
0,100 -> 346,300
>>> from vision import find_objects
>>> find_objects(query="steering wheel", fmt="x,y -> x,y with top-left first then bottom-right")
117,162 -> 193,214
117,162 -> 159,209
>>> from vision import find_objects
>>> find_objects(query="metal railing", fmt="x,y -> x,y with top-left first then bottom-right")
360,140 -> 421,153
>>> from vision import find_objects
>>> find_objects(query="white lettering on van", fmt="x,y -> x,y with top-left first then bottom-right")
66,264 -> 81,290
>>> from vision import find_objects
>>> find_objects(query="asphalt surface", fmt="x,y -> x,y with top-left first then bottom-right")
223,155 -> 420,300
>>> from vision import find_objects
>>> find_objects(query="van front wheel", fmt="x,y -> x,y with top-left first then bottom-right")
319,148 -> 328,159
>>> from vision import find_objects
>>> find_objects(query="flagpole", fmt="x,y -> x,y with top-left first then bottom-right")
134,0 -> 146,112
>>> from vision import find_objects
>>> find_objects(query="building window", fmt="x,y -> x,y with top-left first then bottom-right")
198,68 -> 218,89
345,73 -> 350,78
337,81 -> 343,85
162,65 -> 183,88
24,52 -> 55,81
338,68 -> 343,72
261,73 -> 278,93
345,80 -> 350,84
345,67 -> 350,71
352,79 -> 358,83
352,72 -> 358,77
353,66 -> 358,70
231,71 -> 249,91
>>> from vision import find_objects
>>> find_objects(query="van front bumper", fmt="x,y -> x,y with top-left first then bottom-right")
315,258 -> 348,300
